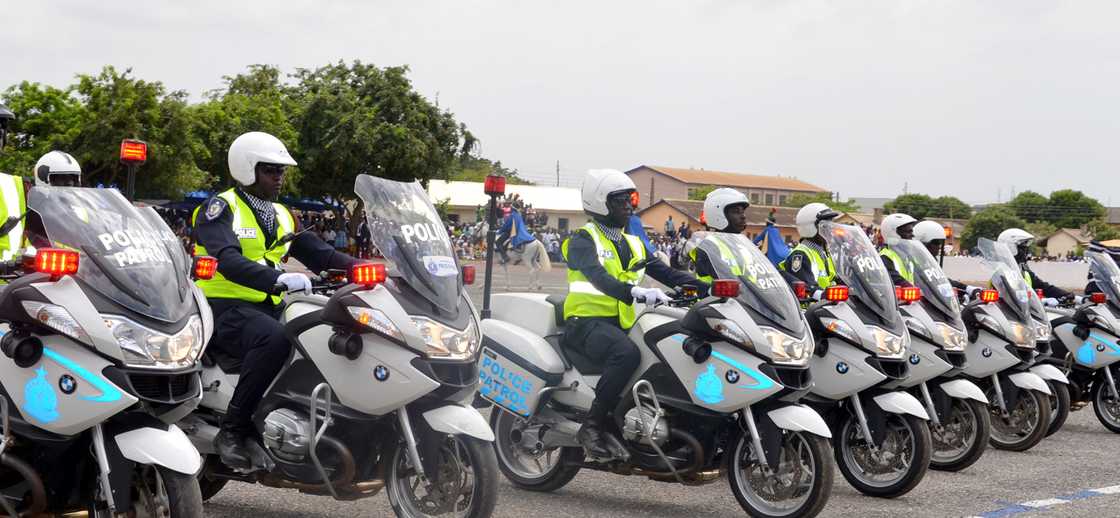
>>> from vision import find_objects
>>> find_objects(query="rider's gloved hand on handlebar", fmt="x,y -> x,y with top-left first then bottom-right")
1042,297 -> 1060,307
965,286 -> 981,300
631,286 -> 671,307
811,289 -> 824,301
277,272 -> 313,295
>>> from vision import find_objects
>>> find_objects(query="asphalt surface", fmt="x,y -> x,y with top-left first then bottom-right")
205,262 -> 1119,518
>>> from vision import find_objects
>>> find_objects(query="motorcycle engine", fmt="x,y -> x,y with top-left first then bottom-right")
621,406 -> 669,446
262,408 -> 311,462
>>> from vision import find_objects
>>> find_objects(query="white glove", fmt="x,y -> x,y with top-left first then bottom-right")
631,286 -> 671,307
965,286 -> 981,298
811,290 -> 824,301
1074,295 -> 1085,305
1042,297 -> 1059,307
277,272 -> 313,295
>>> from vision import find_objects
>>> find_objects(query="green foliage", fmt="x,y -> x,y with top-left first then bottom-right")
1007,191 -> 1049,222
448,155 -> 532,185
782,192 -> 860,213
1086,220 -> 1120,241
688,184 -> 717,201
1048,189 -> 1104,229
883,193 -> 973,219
961,206 -> 1026,251
0,81 -> 84,177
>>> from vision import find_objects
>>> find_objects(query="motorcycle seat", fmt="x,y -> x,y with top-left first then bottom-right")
544,294 -> 605,375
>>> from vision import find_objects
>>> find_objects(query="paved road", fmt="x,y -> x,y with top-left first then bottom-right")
212,263 -> 1115,517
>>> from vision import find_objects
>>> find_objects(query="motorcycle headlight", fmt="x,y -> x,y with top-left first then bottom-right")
1008,322 -> 1035,348
103,315 -> 204,369
820,317 -> 860,345
758,326 -> 811,366
869,326 -> 907,358
347,306 -> 403,341
1033,321 -> 1052,342
23,301 -> 90,344
712,319 -> 749,346
1090,313 -> 1117,334
937,322 -> 968,351
411,316 -> 480,360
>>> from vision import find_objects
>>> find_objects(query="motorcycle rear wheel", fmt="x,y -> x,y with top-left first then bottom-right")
490,408 -> 583,492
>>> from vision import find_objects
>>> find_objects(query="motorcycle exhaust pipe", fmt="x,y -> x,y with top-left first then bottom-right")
259,435 -> 359,497
633,427 -> 706,479
0,452 -> 47,517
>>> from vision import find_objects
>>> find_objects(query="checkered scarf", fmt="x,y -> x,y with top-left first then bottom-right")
241,190 -> 277,235
595,222 -> 624,242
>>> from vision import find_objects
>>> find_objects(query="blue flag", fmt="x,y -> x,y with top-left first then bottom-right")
754,225 -> 790,267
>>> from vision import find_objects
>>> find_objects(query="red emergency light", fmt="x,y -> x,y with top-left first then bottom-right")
484,175 -> 506,196
119,139 -> 148,165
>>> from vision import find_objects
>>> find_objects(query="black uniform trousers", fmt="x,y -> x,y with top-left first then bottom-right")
210,299 -> 290,433
562,316 -> 640,418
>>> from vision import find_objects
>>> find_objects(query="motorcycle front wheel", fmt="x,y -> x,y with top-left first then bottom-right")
386,434 -> 498,518
1045,380 -> 1070,437
930,398 -> 991,472
987,388 -> 1051,451
835,413 -> 931,498
90,464 -> 203,518
1092,376 -> 1120,433
728,429 -> 833,518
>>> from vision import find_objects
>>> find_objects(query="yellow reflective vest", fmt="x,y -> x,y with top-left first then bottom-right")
780,242 -> 836,289
192,189 -> 295,304
561,222 -> 646,329
0,173 -> 25,261
689,234 -> 743,284
879,247 -> 914,284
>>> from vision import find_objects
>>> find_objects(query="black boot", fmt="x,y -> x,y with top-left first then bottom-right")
214,424 -> 252,472
578,400 -> 629,461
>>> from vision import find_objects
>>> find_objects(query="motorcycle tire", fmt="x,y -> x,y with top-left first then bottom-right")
90,465 -> 203,518
386,434 -> 498,518
1092,378 -> 1120,433
835,413 -> 931,498
728,430 -> 833,518
490,408 -> 583,492
988,389 -> 1051,451
930,398 -> 991,472
1044,381 -> 1070,437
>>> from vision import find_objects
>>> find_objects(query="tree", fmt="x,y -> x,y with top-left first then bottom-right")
1048,189 -> 1104,229
0,81 -> 85,179
782,192 -> 859,213
1007,191 -> 1050,222
688,185 -> 717,201
883,193 -> 972,219
1086,220 -> 1120,241
448,155 -> 532,185
961,206 -> 1026,251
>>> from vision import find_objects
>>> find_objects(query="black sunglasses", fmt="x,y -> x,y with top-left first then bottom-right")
257,163 -> 287,176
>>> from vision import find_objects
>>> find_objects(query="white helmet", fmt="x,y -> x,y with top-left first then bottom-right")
880,213 -> 918,246
997,228 -> 1034,250
913,220 -> 947,244
581,169 -> 636,217
795,202 -> 838,239
34,151 -> 81,187
227,131 -> 297,186
703,188 -> 750,231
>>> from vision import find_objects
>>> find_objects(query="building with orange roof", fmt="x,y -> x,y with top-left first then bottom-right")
625,165 -> 830,210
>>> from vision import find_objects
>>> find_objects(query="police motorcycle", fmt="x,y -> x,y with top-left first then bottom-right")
799,222 -> 931,498
1041,250 -> 1120,433
482,232 -> 835,518
0,187 -> 209,516
178,174 -> 498,518
883,240 -> 990,472
955,238 -> 1053,451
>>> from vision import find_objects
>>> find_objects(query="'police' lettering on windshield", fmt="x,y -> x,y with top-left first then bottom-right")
96,229 -> 177,268
400,222 -> 442,244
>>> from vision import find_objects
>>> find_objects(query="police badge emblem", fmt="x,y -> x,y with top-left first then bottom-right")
790,254 -> 803,272
205,198 -> 226,221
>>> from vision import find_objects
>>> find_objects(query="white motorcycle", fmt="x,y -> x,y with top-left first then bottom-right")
179,175 -> 498,518
0,187 -> 208,516
800,222 -> 931,498
481,232 -> 835,518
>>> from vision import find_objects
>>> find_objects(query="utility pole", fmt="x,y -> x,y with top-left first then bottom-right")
556,160 -> 560,187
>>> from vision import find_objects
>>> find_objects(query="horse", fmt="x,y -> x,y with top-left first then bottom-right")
469,220 -> 552,291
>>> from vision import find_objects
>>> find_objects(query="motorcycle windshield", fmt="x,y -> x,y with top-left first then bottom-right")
820,222 -> 902,329
355,174 -> 461,314
1087,251 -> 1120,313
696,233 -> 805,334
28,188 -> 192,322
892,240 -> 963,324
978,238 -> 1031,323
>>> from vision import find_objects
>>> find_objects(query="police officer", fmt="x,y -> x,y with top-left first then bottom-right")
0,105 -> 25,261
998,228 -> 1073,306
691,188 -> 751,283
562,169 -> 703,459
193,131 -> 358,471
878,213 -> 919,287
912,219 -> 981,300
780,202 -> 840,296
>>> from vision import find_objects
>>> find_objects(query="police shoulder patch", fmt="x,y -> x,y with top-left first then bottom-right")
204,198 -> 227,221
790,253 -> 803,272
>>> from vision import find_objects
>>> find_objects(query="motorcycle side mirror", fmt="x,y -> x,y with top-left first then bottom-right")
0,213 -> 25,236
627,258 -> 650,272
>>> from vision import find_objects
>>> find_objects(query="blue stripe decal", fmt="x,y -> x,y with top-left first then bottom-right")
710,350 -> 775,390
42,347 -> 122,403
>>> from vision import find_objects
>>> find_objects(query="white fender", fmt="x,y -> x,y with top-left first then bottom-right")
873,391 -> 930,420
767,404 -> 832,438
423,405 -> 495,441
1009,372 -> 1052,395
114,425 -> 202,475
939,379 -> 988,404
1030,364 -> 1070,385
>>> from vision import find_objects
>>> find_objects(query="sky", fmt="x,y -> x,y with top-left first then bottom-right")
3,1 -> 1119,204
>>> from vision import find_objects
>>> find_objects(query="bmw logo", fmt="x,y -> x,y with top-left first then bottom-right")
982,347 -> 993,358
58,375 -> 77,394
726,370 -> 740,383
374,365 -> 390,381
909,354 -> 921,365
1098,344 -> 1107,352
836,362 -> 849,374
